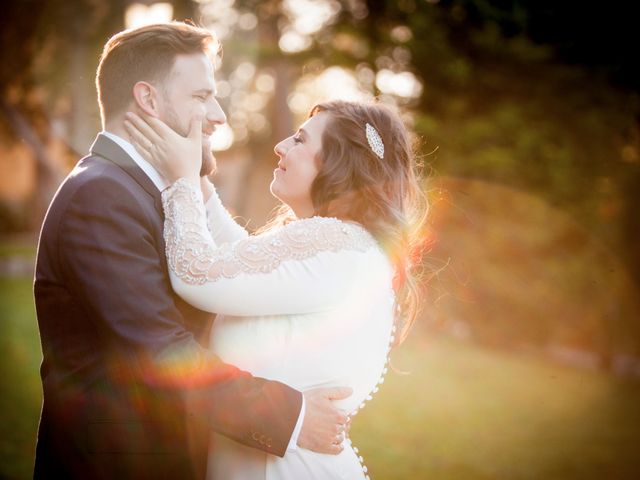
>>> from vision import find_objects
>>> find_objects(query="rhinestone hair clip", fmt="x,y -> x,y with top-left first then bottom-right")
365,123 -> 384,159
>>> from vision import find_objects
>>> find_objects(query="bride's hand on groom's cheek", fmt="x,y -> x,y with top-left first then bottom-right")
298,387 -> 352,455
124,111 -> 202,185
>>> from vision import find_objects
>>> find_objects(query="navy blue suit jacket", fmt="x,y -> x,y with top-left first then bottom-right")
33,134 -> 301,479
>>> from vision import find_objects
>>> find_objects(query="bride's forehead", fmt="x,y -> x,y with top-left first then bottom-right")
301,111 -> 330,133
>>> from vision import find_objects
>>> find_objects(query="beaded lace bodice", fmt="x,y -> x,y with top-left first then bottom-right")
162,178 -> 377,285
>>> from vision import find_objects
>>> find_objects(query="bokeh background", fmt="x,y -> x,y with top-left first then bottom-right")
1,1 -> 640,479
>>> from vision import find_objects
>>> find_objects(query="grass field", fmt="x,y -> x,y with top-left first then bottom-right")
1,276 -> 639,479
0,277 -> 42,480
352,332 -> 640,479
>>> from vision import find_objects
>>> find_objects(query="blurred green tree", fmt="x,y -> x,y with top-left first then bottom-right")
0,0 -> 196,228
1,0 -> 638,357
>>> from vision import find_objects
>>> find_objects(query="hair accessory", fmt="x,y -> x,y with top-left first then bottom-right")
365,123 -> 384,159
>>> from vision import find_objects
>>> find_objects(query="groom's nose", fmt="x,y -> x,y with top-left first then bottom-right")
206,98 -> 226,126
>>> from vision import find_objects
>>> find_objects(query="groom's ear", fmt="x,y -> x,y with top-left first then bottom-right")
132,81 -> 160,117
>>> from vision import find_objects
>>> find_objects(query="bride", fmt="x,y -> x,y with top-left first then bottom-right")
125,100 -> 427,479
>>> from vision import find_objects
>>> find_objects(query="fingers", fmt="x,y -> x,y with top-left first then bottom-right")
125,112 -> 163,145
188,115 -> 204,140
304,436 -> 345,455
335,411 -> 349,425
325,387 -> 353,400
133,110 -> 177,139
299,386 -> 353,455
305,386 -> 353,400
328,444 -> 344,454
124,120 -> 153,162
316,443 -> 344,455
144,112 -> 184,139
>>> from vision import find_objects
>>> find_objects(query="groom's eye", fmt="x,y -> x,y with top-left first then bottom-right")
194,94 -> 208,102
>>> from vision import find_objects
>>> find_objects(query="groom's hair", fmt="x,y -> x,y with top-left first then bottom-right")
96,21 -> 218,126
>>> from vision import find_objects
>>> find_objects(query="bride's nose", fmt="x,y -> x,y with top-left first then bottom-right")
274,139 -> 287,157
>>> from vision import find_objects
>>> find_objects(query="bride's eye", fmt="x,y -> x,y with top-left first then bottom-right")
293,135 -> 303,144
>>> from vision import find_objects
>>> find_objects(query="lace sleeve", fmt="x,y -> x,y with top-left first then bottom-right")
162,178 -> 377,285
161,178 -> 381,315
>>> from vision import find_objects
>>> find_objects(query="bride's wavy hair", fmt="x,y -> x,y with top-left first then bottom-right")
266,100 -> 429,344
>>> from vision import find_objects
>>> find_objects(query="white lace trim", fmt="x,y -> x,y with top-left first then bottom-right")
162,178 -> 379,285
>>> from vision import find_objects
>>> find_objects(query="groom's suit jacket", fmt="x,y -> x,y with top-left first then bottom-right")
33,134 -> 302,479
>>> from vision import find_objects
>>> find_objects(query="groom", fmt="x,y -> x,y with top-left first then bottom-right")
33,22 -> 349,479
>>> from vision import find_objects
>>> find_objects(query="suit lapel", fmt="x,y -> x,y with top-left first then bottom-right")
90,135 -> 213,338
89,134 -> 164,216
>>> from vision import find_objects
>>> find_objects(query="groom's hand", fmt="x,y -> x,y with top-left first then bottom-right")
298,387 -> 352,454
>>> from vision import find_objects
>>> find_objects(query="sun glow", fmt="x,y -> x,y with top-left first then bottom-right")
375,69 -> 423,98
125,3 -> 174,29
210,123 -> 234,151
279,0 -> 341,53
288,67 -> 372,115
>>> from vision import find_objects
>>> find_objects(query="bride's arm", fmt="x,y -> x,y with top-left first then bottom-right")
162,178 -> 378,316
201,177 -> 249,244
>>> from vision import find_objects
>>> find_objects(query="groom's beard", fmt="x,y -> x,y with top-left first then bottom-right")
200,138 -> 216,177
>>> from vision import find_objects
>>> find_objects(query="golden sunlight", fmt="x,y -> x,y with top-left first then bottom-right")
283,0 -> 341,35
210,123 -> 234,151
279,29 -> 312,53
375,69 -> 423,98
279,0 -> 341,53
125,3 -> 174,29
199,0 -> 237,41
289,67 -> 371,115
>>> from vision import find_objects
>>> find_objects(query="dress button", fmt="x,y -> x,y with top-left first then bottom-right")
252,432 -> 259,441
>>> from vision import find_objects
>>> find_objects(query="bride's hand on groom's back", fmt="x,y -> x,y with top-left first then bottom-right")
298,387 -> 352,455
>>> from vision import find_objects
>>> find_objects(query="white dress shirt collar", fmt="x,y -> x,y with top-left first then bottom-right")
101,130 -> 169,191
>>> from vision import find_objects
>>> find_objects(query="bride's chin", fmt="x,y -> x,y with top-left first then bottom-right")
269,182 -> 287,204
269,182 -> 279,196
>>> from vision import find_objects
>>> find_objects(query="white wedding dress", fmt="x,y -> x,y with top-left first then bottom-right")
162,179 -> 396,480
